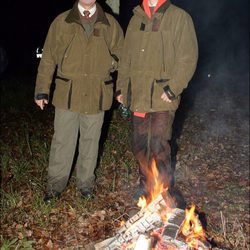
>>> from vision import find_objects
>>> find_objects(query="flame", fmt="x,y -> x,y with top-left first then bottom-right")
137,196 -> 147,209
134,158 -> 208,248
137,159 -> 165,210
181,205 -> 206,248
120,220 -> 125,226
148,159 -> 164,202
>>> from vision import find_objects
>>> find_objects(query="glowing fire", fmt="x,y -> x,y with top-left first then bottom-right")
120,220 -> 125,226
137,159 -> 164,210
181,205 -> 206,248
137,196 -> 147,209
135,159 -> 207,249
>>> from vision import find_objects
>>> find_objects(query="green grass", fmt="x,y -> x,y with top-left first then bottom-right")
0,236 -> 35,250
0,152 -> 11,174
0,189 -> 21,214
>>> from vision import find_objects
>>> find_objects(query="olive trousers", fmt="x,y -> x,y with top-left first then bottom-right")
46,108 -> 104,193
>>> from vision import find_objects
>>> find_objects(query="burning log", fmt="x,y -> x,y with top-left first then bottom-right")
94,191 -> 214,250
155,206 -> 212,250
94,191 -> 174,249
134,235 -> 151,250
94,159 -> 217,250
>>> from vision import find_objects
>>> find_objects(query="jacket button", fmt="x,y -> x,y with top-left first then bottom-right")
84,73 -> 88,76
141,49 -> 145,52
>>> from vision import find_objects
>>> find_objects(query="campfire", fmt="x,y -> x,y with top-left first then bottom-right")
94,160 -> 213,250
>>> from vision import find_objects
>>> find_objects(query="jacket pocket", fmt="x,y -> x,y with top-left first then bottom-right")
53,77 -> 72,110
99,79 -> 114,111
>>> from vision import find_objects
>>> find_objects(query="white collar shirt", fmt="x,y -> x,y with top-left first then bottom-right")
78,3 -> 97,17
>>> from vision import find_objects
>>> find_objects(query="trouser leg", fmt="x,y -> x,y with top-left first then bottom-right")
47,108 -> 79,193
151,112 -> 174,189
76,112 -> 104,190
132,111 -> 175,191
132,115 -> 150,189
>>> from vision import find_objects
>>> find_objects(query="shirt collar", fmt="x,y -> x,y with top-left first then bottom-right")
78,3 -> 97,17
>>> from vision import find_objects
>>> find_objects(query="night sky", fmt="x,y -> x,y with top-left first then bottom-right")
0,0 -> 249,79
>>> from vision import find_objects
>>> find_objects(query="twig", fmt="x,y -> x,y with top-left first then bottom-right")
220,211 -> 227,239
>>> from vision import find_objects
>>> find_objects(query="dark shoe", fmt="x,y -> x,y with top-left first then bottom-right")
80,188 -> 94,199
133,185 -> 148,201
44,190 -> 61,204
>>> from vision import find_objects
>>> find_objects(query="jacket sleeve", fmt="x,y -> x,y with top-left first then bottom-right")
116,22 -> 133,106
108,17 -> 124,72
34,20 -> 57,100
166,12 -> 198,97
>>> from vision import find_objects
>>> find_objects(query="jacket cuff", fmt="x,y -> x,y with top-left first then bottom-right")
35,93 -> 49,100
163,85 -> 176,101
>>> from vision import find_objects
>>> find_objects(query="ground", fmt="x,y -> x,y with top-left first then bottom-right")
0,73 -> 249,250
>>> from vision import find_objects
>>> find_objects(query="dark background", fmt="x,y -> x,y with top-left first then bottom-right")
0,0 -> 249,75
0,0 -> 249,135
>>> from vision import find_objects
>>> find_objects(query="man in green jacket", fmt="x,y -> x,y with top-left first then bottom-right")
116,0 -> 198,200
35,0 -> 123,203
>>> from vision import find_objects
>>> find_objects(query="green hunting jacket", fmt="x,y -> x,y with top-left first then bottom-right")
117,1 -> 198,112
35,3 -> 124,114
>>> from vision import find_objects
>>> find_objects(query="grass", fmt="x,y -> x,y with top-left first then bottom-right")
0,236 -> 35,250
0,80 -> 135,247
0,189 -> 22,215
0,152 -> 11,174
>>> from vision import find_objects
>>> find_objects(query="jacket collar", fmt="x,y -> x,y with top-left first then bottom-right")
66,2 -> 110,26
134,0 -> 171,19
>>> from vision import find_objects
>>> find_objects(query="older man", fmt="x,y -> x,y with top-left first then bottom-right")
35,0 -> 123,203
117,0 -> 198,200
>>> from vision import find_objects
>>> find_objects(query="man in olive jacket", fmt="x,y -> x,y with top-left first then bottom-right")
35,0 -> 123,203
117,0 -> 198,200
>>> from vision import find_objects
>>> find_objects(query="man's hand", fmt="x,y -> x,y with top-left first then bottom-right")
116,94 -> 124,104
161,92 -> 172,103
35,99 -> 48,110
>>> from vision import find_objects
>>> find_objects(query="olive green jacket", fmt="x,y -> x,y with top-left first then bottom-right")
35,3 -> 124,114
117,1 -> 198,112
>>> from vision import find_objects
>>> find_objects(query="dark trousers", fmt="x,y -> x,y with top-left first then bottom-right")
132,111 -> 175,191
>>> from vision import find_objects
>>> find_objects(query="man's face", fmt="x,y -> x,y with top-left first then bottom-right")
79,0 -> 96,9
